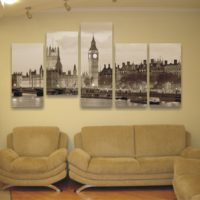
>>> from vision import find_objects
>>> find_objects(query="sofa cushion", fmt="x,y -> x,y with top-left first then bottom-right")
87,156 -> 177,175
137,156 -> 179,174
81,126 -> 134,157
88,157 -> 139,174
134,125 -> 186,157
174,175 -> 200,200
12,127 -> 60,156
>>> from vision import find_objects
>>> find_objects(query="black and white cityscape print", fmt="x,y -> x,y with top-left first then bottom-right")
149,43 -> 181,108
46,32 -> 78,96
81,23 -> 113,108
12,43 -> 44,108
115,43 -> 147,108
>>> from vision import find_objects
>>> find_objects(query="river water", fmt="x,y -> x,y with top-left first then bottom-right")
81,98 -> 112,108
12,94 -> 43,108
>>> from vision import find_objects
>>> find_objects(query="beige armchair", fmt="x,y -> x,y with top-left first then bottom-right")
0,127 -> 68,192
173,147 -> 200,200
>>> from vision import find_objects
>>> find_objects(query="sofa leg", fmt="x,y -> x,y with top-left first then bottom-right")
76,185 -> 93,193
1,184 -> 61,192
47,184 -> 61,192
0,184 -> 14,190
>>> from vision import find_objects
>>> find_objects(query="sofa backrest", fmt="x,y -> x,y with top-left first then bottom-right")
134,125 -> 186,157
10,127 -> 61,156
80,126 -> 134,157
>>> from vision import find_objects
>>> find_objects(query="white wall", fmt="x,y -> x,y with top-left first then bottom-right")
0,10 -> 200,149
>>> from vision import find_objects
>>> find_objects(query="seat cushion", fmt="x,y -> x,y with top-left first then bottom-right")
0,163 -> 66,180
88,157 -> 139,174
0,148 -> 67,174
81,126 -> 134,157
87,156 -> 177,175
174,175 -> 200,200
137,156 -> 179,174
12,127 -> 60,156
11,157 -> 49,173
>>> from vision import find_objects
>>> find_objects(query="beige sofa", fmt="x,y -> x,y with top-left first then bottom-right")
69,125 -> 189,192
173,148 -> 200,200
0,127 -> 68,192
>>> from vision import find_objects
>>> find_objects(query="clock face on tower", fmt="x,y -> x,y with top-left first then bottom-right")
93,53 -> 98,59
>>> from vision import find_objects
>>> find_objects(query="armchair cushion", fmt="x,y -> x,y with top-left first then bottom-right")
12,127 -> 60,157
0,148 -> 67,174
11,157 -> 48,173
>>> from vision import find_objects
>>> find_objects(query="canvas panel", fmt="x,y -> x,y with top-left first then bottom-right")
11,43 -> 44,108
149,43 -> 181,108
80,22 -> 113,108
115,43 -> 147,108
46,32 -> 78,96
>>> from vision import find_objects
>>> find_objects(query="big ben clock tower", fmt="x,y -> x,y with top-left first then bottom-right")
88,36 -> 99,87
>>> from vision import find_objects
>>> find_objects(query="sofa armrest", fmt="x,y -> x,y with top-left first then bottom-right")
48,148 -> 68,170
174,157 -> 200,176
181,147 -> 200,159
68,148 -> 91,171
0,148 -> 19,171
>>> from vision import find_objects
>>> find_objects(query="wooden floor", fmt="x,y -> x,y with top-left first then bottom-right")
11,180 -> 177,200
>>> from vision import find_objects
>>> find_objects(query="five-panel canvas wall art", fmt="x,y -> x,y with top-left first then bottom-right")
11,23 -> 182,109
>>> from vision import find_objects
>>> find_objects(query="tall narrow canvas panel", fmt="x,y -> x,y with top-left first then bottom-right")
81,22 -> 113,108
46,32 -> 78,96
149,43 -> 181,107
115,43 -> 147,108
12,43 -> 44,108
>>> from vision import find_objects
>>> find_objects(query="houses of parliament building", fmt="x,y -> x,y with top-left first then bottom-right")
46,46 -> 78,95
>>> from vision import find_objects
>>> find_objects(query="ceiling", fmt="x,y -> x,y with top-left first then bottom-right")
0,0 -> 200,19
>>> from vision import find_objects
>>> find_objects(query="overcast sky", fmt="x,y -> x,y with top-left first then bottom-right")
150,43 -> 181,63
115,43 -> 147,66
46,32 -> 78,72
81,22 -> 113,74
12,43 -> 43,74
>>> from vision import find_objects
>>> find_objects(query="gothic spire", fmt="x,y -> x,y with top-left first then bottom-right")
89,35 -> 98,51
56,47 -> 62,74
57,47 -> 60,61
